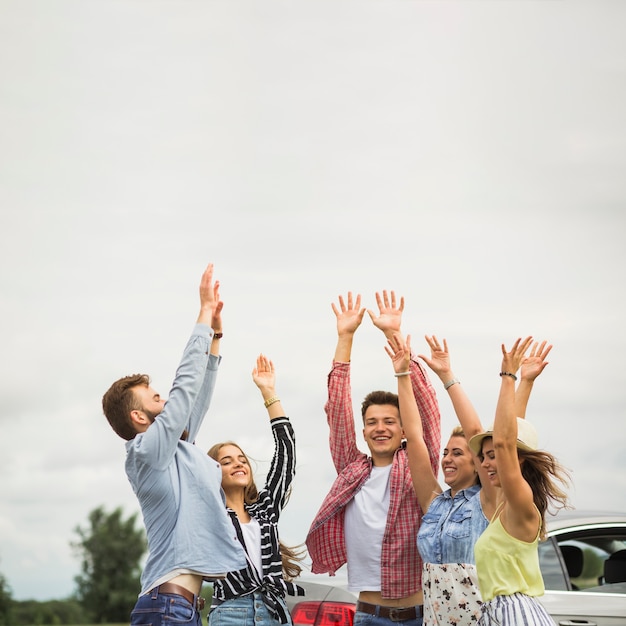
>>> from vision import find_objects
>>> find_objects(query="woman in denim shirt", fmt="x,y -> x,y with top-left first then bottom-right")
387,334 -> 550,626
416,425 -> 490,625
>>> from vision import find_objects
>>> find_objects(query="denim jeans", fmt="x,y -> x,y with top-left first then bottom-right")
208,592 -> 292,626
130,588 -> 201,626
354,609 -> 423,626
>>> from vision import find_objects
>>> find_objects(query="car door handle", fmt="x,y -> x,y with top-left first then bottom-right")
558,621 -> 597,626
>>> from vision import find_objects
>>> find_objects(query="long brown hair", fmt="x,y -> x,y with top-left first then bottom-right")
519,448 -> 571,540
207,441 -> 304,580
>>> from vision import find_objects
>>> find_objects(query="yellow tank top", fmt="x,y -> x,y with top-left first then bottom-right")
474,504 -> 545,602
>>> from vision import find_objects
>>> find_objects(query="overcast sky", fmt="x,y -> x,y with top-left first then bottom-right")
1,0 -> 625,602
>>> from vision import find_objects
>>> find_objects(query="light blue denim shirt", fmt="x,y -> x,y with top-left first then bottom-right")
125,324 -> 247,594
417,484 -> 488,565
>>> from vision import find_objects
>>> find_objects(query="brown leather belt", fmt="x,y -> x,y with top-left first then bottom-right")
356,600 -> 422,622
157,582 -> 206,611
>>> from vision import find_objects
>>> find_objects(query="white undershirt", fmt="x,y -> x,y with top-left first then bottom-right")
344,464 -> 392,592
240,517 -> 263,577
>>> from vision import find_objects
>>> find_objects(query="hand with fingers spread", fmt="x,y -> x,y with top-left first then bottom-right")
501,336 -> 534,379
515,339 -> 552,419
332,292 -> 366,337
520,340 -> 552,382
384,332 -> 412,376
418,335 -> 454,383
367,290 -> 405,339
332,292 -> 366,362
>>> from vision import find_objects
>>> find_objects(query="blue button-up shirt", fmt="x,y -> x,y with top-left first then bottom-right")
417,484 -> 488,565
125,324 -> 247,594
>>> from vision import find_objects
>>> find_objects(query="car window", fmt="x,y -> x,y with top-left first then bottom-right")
539,538 -> 568,591
559,539 -> 606,590
543,527 -> 626,594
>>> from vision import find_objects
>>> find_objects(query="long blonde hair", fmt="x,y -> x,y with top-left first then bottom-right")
207,441 -> 305,580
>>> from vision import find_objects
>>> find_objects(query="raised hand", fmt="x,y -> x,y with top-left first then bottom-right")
501,336 -> 534,376
418,335 -> 452,379
197,263 -> 220,326
332,292 -> 366,337
210,280 -> 223,333
367,290 -> 404,338
385,332 -> 411,375
520,340 -> 552,382
252,354 -> 276,395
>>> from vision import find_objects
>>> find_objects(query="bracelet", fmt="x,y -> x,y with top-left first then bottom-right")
264,396 -> 280,408
213,332 -> 223,339
394,371 -> 411,378
499,372 -> 518,381
444,378 -> 460,390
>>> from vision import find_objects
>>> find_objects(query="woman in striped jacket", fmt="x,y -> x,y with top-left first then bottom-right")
207,354 -> 303,626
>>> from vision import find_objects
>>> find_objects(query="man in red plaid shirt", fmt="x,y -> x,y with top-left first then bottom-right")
306,291 -> 441,625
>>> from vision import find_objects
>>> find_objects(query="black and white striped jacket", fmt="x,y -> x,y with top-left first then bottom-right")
211,417 -> 304,624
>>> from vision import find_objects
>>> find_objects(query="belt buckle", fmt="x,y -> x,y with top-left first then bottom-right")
388,607 -> 402,622
388,607 -> 413,622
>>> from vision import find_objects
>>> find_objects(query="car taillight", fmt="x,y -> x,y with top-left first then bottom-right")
290,600 -> 355,626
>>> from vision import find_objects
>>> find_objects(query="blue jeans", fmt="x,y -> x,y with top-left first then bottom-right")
208,592 -> 291,626
354,609 -> 423,626
130,588 -> 201,626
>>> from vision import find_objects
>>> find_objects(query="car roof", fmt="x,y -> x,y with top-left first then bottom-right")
546,509 -> 626,533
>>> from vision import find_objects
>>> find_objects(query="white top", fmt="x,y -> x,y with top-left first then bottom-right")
240,516 -> 263,577
344,464 -> 392,592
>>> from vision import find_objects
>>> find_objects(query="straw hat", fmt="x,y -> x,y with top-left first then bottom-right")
468,417 -> 539,456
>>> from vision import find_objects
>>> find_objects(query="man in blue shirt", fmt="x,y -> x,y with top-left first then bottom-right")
102,263 -> 247,626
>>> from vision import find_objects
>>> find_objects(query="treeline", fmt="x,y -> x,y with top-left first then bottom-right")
0,571 -> 85,626
1,506 -> 146,625
1,597 -> 85,626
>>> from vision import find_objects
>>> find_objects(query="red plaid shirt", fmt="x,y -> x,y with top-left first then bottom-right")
305,356 -> 441,599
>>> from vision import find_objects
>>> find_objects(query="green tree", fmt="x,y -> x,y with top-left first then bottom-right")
0,569 -> 13,626
71,505 -> 146,623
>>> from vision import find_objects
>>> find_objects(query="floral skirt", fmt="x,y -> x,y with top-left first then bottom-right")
422,562 -> 483,626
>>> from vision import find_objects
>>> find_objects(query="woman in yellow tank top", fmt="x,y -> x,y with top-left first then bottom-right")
469,337 -> 570,626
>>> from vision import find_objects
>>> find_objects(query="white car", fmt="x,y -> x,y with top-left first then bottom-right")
537,510 -> 626,625
288,510 -> 626,626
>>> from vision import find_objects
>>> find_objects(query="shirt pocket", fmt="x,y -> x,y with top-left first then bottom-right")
445,507 -> 473,539
337,463 -> 365,485
418,509 -> 441,540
